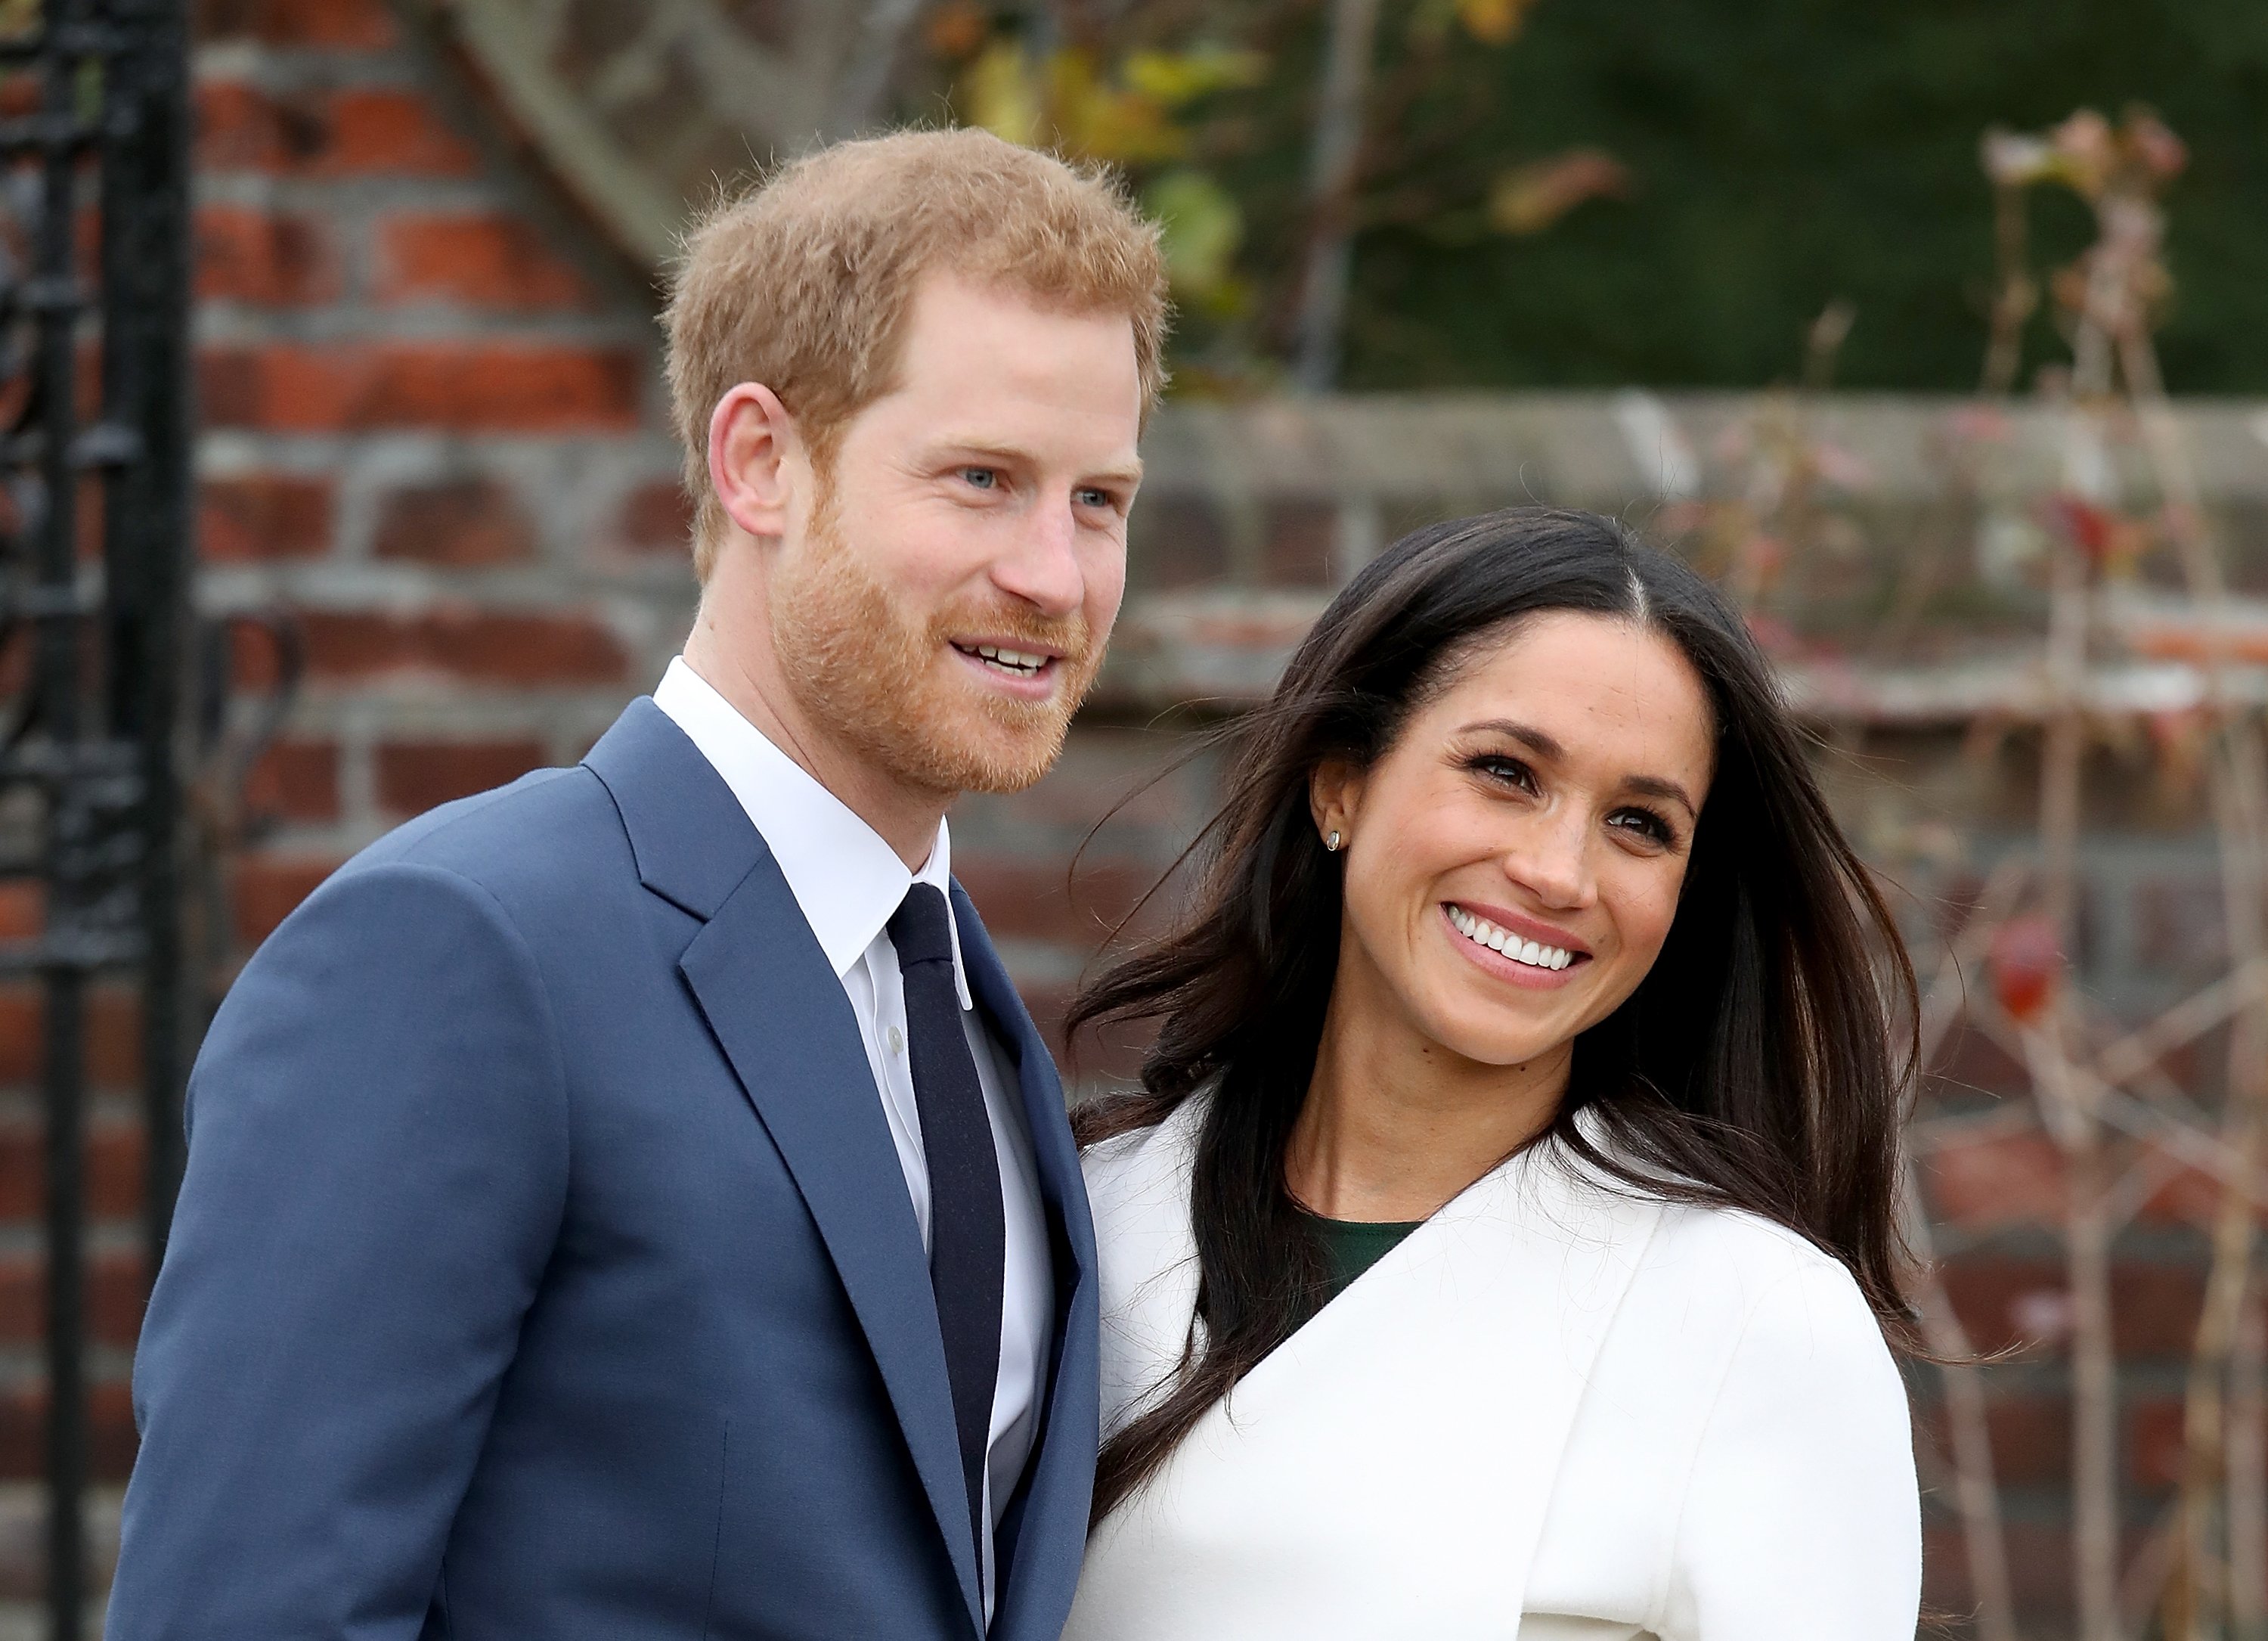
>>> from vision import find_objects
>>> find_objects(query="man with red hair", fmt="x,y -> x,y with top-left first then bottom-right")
110,128 -> 1167,1641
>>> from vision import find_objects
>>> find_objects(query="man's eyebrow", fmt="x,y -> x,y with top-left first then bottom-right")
1457,718 -> 1699,817
929,441 -> 1143,485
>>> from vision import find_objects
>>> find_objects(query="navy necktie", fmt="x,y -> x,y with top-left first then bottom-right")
888,884 -> 1005,1580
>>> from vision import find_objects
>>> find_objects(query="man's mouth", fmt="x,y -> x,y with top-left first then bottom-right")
951,641 -> 1056,680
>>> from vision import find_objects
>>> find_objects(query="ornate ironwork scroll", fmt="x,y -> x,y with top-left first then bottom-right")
0,0 -> 191,1633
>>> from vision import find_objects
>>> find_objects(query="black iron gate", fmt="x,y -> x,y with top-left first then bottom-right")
0,0 -> 192,1634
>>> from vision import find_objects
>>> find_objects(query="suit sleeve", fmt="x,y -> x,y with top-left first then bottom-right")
106,861 -> 571,1640
1657,1255 -> 1922,1640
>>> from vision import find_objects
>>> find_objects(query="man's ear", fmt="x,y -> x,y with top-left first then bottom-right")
708,382 -> 799,542
1309,756 -> 1364,847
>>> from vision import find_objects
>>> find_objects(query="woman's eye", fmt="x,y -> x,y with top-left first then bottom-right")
1468,755 -> 1535,791
1609,809 -> 1673,845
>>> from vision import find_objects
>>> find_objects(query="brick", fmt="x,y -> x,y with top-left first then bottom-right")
1922,1128 -> 2065,1230
232,854 -> 341,948
199,473 -> 333,562
87,986 -> 141,1088
197,0 -> 395,48
373,477 -> 537,566
0,1114 -> 146,1221
196,82 -> 478,178
1263,500 -> 1337,587
194,203 -> 339,306
1938,1255 -> 2207,1357
328,87 -> 482,174
954,855 -> 1154,947
1922,1520 -> 2081,1617
376,212 -> 593,311
0,1249 -> 147,1348
1928,1020 -> 2030,1100
376,740 -> 547,816
0,1382 -> 137,1481
2130,1394 -> 2187,1491
1921,1389 -> 2070,1486
268,607 -> 628,687
243,738 -> 340,824
0,988 -> 141,1090
614,479 -> 692,555
200,343 -> 644,433
0,884 -> 38,941
1128,496 -> 1229,591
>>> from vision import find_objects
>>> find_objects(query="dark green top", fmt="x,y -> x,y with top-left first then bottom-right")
1300,1209 -> 1425,1304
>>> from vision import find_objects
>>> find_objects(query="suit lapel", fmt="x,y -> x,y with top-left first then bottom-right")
587,703 -> 984,1633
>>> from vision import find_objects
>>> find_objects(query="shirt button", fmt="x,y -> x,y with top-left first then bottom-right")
888,1025 -> 904,1056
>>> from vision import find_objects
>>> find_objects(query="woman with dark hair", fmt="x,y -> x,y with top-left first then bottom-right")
1061,507 -> 1921,1639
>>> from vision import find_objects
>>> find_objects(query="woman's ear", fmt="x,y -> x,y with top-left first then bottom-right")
1309,757 -> 1364,849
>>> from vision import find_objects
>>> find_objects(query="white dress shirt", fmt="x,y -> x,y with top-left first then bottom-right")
655,657 -> 1053,1624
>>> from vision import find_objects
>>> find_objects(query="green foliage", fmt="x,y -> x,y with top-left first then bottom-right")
928,0 -> 2268,391
1332,0 -> 2268,391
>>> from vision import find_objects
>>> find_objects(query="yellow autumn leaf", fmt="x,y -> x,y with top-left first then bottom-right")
1049,49 -> 1187,164
1457,0 -> 1538,46
1145,168 -> 1244,299
1122,46 -> 1268,109
1489,147 -> 1629,234
964,39 -> 1044,147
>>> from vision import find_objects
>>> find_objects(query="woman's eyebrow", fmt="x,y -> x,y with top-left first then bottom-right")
1458,718 -> 1565,759
1623,774 -> 1699,819
1459,718 -> 1698,817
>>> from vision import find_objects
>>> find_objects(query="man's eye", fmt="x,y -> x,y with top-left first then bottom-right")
1075,486 -> 1114,509
962,467 -> 999,490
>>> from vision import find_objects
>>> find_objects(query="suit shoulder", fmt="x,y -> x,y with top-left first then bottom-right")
342,764 -> 626,902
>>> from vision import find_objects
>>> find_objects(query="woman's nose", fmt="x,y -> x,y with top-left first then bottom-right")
1504,815 -> 1594,910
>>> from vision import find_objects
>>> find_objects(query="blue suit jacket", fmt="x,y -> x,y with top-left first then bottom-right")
108,699 -> 1101,1641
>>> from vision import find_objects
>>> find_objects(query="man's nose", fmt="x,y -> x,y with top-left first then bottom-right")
990,495 -> 1086,619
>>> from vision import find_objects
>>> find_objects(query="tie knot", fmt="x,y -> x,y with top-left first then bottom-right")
888,883 -> 957,970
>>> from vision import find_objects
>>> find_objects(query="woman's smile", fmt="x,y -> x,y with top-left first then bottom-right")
1441,902 -> 1586,985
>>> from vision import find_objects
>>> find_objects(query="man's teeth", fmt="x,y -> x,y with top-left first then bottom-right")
1446,905 -> 1573,971
968,644 -> 1048,675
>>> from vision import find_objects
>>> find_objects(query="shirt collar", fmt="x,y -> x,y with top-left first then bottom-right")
653,657 -> 973,1010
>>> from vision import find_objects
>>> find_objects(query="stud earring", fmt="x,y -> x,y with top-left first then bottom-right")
1325,830 -> 1343,852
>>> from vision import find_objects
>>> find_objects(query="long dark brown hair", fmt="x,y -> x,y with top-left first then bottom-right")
1068,506 -> 1918,1523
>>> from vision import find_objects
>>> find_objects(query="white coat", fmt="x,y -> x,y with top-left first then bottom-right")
1063,1096 -> 1922,1641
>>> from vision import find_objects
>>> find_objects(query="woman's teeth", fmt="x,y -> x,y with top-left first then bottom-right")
962,644 -> 1048,676
1447,904 -> 1573,971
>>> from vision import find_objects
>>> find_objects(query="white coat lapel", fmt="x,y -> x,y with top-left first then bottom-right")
1075,1107 -> 1663,1641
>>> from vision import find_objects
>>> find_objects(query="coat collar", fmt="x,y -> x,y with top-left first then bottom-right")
1074,1096 -> 1662,1638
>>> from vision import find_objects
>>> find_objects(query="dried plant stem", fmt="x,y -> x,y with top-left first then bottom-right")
2033,461 -> 2123,1636
2069,1127 -> 2126,1641
1909,1187 -> 2022,1641
1909,864 -> 2027,1641
2232,1301 -> 2267,1641
1290,0 -> 1382,392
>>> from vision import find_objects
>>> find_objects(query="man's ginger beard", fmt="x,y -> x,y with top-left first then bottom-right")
767,479 -> 1102,799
